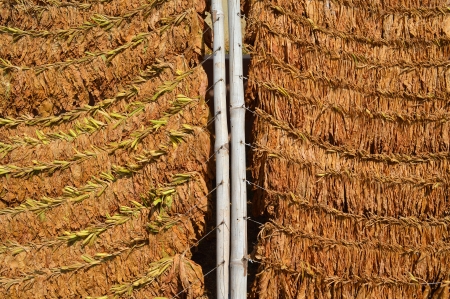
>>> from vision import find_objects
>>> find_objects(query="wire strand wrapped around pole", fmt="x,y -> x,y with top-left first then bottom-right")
228,0 -> 248,297
211,1 -> 231,299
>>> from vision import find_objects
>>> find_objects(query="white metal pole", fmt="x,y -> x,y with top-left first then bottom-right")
228,0 -> 247,297
211,2 -> 230,299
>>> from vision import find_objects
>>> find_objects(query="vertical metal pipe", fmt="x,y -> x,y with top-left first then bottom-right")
228,0 -> 247,297
211,2 -> 230,299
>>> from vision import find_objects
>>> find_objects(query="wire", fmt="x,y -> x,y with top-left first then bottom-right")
206,110 -> 221,127
175,182 -> 222,218
204,143 -> 227,164
170,222 -> 226,299
245,217 -> 265,226
205,78 -> 224,95
183,220 -> 224,255
203,24 -> 212,36
196,43 -> 220,68
170,260 -> 225,299
245,179 -> 269,192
